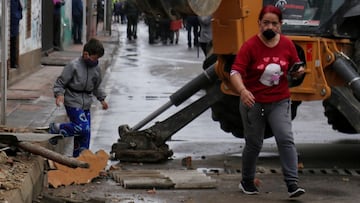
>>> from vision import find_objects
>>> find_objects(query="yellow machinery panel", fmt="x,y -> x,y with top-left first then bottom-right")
212,19 -> 244,54
212,0 -> 262,54
288,36 -> 353,101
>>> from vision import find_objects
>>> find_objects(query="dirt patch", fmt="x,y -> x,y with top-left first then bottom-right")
0,152 -> 38,201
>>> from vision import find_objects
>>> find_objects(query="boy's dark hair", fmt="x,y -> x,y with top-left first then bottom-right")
83,38 -> 105,57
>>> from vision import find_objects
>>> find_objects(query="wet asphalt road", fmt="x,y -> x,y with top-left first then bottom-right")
59,22 -> 360,203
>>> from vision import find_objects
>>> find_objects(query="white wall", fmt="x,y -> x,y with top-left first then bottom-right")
19,0 -> 42,54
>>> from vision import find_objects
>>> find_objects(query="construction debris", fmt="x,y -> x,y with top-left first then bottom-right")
47,149 -> 109,188
0,154 -> 39,192
109,169 -> 217,189
0,133 -> 89,169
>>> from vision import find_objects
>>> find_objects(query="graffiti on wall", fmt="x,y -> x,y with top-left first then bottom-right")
20,0 -> 41,54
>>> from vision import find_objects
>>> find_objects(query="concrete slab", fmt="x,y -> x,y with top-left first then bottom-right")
109,169 -> 217,189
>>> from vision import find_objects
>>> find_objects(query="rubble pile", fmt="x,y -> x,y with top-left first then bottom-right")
0,125 -> 48,200
0,125 -> 48,134
0,152 -> 35,199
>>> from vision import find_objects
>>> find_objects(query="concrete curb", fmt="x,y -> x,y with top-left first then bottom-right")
1,156 -> 45,203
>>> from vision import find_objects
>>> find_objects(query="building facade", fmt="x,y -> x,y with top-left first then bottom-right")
1,0 -> 108,85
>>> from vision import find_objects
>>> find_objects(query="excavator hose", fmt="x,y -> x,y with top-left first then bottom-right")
332,52 -> 360,100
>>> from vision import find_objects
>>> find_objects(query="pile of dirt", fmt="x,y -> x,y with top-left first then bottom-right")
0,152 -> 37,200
0,126 -> 49,202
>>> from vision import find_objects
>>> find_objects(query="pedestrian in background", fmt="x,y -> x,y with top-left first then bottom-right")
146,15 -> 160,44
124,0 -> 140,40
53,0 -> 65,51
230,5 -> 306,198
159,17 -> 171,45
119,1 -> 126,24
96,0 -> 104,32
49,38 -> 109,157
185,15 -> 199,48
198,15 -> 212,56
10,0 -> 23,69
113,0 -> 123,23
72,0 -> 83,44
169,9 -> 182,45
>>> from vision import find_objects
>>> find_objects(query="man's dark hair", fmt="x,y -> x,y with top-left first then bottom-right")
83,38 -> 105,57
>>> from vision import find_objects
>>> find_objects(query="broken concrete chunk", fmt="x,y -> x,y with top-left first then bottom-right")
47,149 -> 109,188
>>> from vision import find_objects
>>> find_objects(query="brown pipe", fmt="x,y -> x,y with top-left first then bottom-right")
17,141 -> 89,168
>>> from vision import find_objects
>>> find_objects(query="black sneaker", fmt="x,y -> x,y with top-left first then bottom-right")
239,180 -> 259,195
288,184 -> 305,198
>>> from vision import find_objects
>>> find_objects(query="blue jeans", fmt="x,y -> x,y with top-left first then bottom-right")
59,106 -> 91,157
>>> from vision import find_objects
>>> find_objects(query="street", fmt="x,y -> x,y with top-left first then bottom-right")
43,22 -> 360,203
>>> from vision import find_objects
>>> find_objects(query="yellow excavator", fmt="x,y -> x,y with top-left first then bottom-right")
111,0 -> 360,162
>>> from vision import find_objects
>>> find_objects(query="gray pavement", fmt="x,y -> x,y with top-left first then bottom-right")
0,30 -> 119,203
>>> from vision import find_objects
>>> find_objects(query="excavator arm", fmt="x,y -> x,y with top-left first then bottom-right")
110,65 -> 224,162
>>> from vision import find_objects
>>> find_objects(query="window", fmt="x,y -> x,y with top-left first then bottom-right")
264,0 -> 345,35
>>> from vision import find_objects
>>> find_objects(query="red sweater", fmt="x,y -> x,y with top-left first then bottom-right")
231,35 -> 299,103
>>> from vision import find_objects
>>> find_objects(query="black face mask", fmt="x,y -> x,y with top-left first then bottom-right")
262,29 -> 276,40
84,59 -> 99,67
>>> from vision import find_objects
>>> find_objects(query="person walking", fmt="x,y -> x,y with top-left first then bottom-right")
113,0 -> 122,23
119,1 -> 126,24
230,5 -> 306,198
185,15 -> 199,48
159,17 -> 171,45
169,9 -> 182,45
198,15 -> 212,56
10,0 -> 23,69
72,0 -> 83,44
124,0 -> 140,40
49,38 -> 109,157
145,15 -> 160,44
96,0 -> 104,32
53,0 -> 65,50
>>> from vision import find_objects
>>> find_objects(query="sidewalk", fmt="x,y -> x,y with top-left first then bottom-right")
0,29 -> 120,203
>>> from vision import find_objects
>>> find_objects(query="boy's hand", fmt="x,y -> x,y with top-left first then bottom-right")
101,100 -> 109,110
55,95 -> 64,107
